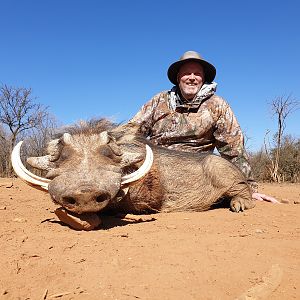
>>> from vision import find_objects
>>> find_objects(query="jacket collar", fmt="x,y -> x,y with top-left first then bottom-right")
169,82 -> 217,111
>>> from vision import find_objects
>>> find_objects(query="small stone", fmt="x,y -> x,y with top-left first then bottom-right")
121,214 -> 156,222
280,199 -> 290,204
0,206 -> 6,210
21,236 -> 28,242
166,225 -> 177,229
293,200 -> 300,204
239,233 -> 249,237
255,229 -> 264,234
13,218 -> 26,223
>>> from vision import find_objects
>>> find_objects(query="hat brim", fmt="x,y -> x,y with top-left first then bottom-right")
167,58 -> 216,85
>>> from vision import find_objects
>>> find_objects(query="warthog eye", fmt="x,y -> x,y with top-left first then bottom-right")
96,193 -> 110,203
98,146 -> 112,156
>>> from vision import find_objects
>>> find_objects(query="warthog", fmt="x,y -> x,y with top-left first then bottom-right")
12,120 -> 255,228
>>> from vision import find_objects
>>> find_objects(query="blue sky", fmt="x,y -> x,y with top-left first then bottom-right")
1,0 -> 299,151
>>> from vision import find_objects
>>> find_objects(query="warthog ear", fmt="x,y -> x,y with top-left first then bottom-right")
99,131 -> 110,144
108,123 -> 139,143
99,131 -> 123,156
108,125 -> 148,166
63,133 -> 73,144
47,139 -> 63,160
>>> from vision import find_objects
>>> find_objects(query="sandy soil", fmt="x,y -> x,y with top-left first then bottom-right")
0,178 -> 299,300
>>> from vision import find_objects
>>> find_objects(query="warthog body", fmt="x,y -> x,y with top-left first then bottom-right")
20,121 -> 255,216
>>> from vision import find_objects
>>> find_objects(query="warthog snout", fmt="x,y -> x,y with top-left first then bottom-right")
48,171 -> 122,214
60,188 -> 112,212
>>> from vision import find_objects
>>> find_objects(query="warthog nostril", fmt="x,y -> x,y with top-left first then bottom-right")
95,193 -> 110,203
62,196 -> 76,205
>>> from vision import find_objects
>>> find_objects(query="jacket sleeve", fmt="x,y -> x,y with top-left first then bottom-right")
127,93 -> 162,137
213,99 -> 258,192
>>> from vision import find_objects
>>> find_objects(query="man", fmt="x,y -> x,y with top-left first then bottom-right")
128,50 -> 278,203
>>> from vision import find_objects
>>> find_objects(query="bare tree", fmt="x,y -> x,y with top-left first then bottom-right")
0,84 -> 49,175
23,114 -> 59,154
265,95 -> 299,182
0,124 -> 10,176
253,134 -> 300,183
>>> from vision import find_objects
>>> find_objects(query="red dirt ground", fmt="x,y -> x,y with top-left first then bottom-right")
0,178 -> 299,300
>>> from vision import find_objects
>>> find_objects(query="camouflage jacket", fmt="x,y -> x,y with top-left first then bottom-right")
128,84 -> 257,191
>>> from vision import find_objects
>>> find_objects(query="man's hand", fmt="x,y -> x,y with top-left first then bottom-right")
252,192 -> 281,204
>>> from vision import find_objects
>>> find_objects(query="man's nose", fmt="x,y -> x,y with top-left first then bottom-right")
189,73 -> 196,80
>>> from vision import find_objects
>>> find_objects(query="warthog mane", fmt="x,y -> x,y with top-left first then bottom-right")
53,118 -> 118,139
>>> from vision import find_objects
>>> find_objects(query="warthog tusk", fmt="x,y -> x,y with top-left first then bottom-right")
121,144 -> 154,185
11,141 -> 50,191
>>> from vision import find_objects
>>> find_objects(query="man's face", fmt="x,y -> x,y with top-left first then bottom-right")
177,61 -> 205,100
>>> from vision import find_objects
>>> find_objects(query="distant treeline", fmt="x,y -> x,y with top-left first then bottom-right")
1,84 -> 299,182
249,135 -> 300,183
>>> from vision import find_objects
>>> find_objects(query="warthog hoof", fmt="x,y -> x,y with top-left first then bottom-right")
230,197 -> 255,213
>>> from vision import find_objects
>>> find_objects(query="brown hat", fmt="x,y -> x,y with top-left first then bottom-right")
167,50 -> 216,85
